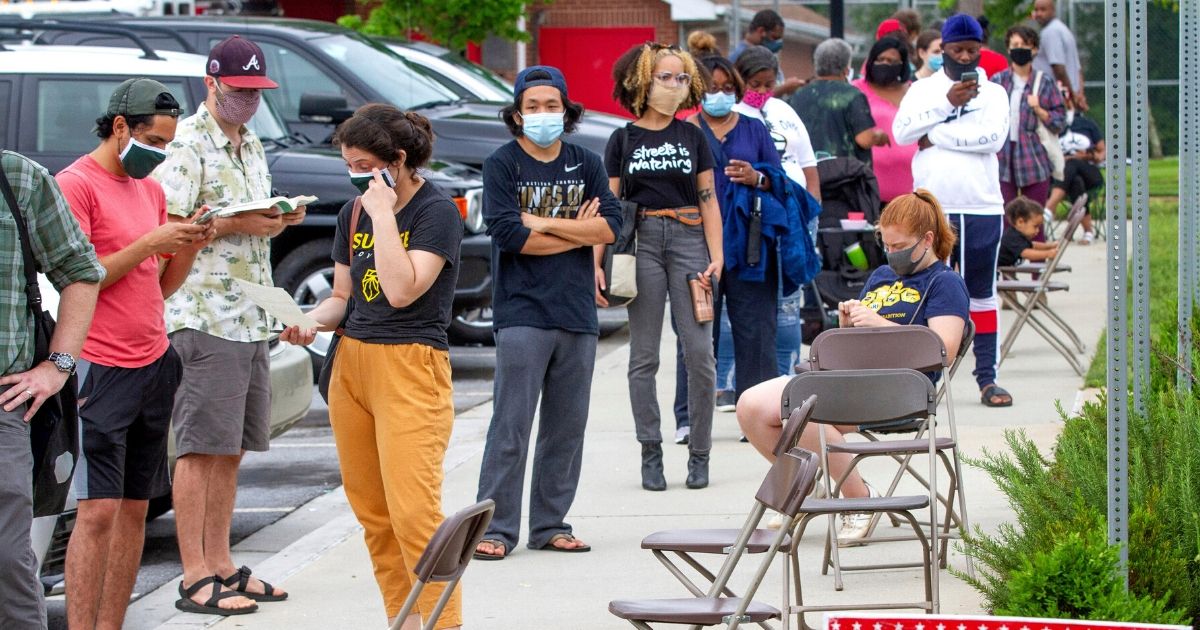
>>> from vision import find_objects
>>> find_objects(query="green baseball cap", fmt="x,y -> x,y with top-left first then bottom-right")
106,78 -> 182,117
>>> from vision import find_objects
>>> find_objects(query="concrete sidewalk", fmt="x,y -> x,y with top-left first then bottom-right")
136,240 -> 1108,630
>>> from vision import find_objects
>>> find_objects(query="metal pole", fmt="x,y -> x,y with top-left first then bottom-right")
1131,0 -> 1151,415
1103,0 -> 1129,584
732,0 -> 741,48
830,0 -> 844,39
1180,0 -> 1196,391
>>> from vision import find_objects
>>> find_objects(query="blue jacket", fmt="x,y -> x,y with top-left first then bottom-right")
722,163 -> 822,294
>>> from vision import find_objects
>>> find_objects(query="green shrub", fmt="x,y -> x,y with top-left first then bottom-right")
997,522 -> 1187,625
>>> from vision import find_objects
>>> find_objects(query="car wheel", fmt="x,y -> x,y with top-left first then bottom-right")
448,305 -> 494,346
274,239 -> 336,374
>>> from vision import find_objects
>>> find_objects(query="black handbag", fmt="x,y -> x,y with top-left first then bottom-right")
317,197 -> 362,403
0,168 -> 80,518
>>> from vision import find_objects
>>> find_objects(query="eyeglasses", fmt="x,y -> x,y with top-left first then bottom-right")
706,85 -> 737,95
653,72 -> 692,87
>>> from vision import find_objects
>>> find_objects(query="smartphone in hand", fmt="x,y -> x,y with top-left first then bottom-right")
960,71 -> 979,84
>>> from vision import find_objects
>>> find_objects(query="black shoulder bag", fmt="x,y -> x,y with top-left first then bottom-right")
601,125 -> 640,307
0,168 -> 80,518
317,196 -> 362,403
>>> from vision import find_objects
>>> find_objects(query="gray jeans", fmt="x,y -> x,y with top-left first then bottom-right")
476,326 -> 597,551
0,386 -> 47,629
626,216 -> 715,452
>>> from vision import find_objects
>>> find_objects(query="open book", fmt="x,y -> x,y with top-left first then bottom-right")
195,195 -> 316,224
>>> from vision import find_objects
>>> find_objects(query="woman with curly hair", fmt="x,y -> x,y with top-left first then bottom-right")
603,43 -> 722,491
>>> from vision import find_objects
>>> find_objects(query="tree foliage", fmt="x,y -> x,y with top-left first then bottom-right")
338,0 -> 532,52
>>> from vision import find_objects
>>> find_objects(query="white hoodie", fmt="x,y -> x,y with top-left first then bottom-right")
893,68 -> 1010,215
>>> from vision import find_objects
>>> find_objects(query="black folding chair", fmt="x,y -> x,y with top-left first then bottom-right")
386,500 -> 495,630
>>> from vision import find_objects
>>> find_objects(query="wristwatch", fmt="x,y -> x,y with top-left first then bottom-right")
47,352 -> 76,375
756,172 -> 766,189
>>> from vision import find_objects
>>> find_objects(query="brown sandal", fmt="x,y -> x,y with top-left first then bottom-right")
537,533 -> 591,553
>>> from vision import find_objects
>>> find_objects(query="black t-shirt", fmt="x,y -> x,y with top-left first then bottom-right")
788,80 -> 876,165
483,140 -> 621,334
998,226 -> 1033,267
604,119 -> 715,210
332,182 -> 463,350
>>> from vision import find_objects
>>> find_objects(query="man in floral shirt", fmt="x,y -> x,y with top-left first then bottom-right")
152,36 -> 304,615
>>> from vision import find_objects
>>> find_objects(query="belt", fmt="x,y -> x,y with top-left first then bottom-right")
639,208 -> 703,226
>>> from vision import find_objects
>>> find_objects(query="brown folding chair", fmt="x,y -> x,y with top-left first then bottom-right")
805,325 -> 974,576
609,448 -> 821,630
778,369 -> 939,630
996,195 -> 1090,375
386,500 -> 495,630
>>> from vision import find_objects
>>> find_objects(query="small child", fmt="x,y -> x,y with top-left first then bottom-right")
999,196 -> 1058,267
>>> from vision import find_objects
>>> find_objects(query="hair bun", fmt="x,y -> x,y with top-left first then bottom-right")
687,30 -> 719,58
404,111 -> 434,139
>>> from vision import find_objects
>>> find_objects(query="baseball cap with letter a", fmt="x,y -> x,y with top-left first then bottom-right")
206,35 -> 279,89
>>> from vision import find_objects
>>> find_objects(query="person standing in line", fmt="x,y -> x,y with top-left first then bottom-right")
789,39 -> 884,166
152,36 -> 304,613
1032,0 -> 1087,111
730,9 -> 804,98
992,25 -> 1067,207
604,44 -> 722,492
852,37 -> 919,205
280,103 -> 464,630
59,78 -> 215,629
913,30 -> 944,80
474,66 -> 621,559
894,14 -> 1013,407
0,151 -> 102,629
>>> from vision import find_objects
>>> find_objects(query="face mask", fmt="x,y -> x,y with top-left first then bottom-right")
647,84 -> 687,116
941,53 -> 980,81
119,135 -> 168,179
702,91 -> 735,117
886,240 -> 929,276
742,90 -> 771,110
763,38 -> 784,54
927,54 -> 944,73
869,63 -> 905,85
1009,47 -> 1034,66
213,81 -> 261,125
348,167 -> 397,194
520,112 -> 565,148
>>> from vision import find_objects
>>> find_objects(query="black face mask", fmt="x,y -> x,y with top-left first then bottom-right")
1008,47 -> 1033,66
942,53 -> 980,81
869,63 -> 905,85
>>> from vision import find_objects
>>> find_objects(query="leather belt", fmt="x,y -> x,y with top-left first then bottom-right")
639,207 -> 703,226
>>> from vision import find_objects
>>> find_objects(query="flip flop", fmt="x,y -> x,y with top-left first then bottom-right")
981,384 -> 1013,407
537,532 -> 591,553
219,565 -> 288,602
473,538 -> 509,561
175,575 -> 259,616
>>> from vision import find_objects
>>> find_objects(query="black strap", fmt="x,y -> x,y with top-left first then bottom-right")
0,157 -> 44,315
617,124 -> 630,199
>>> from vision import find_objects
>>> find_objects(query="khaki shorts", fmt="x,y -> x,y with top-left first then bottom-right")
169,328 -> 271,456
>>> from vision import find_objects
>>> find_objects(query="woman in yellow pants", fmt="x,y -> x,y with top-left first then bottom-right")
280,103 -> 464,630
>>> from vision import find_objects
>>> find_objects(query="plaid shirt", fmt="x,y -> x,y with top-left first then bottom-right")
991,69 -> 1067,187
0,151 -> 105,376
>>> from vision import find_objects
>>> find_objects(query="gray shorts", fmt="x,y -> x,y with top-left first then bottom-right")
170,328 -> 271,456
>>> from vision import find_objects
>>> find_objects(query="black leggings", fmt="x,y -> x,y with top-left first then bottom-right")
1053,159 -> 1104,206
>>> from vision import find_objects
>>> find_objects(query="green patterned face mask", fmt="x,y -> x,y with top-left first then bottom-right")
119,136 -> 168,179
348,168 -> 396,194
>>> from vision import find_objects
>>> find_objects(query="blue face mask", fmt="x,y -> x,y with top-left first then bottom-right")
701,91 -> 735,117
520,112 -> 564,148
763,37 -> 784,54
927,54 -> 944,73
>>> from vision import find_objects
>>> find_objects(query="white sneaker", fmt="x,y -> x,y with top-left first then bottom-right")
765,513 -> 786,530
836,484 -> 879,541
1079,231 -> 1094,245
674,426 -> 690,445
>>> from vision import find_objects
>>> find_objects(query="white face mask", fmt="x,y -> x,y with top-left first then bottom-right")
846,66 -> 854,81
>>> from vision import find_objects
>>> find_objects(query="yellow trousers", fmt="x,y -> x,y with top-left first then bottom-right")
328,336 -> 461,627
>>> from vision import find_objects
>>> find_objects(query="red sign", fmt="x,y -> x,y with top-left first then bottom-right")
825,613 -> 1190,630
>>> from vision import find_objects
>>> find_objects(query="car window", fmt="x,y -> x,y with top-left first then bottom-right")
35,78 -> 193,154
236,39 -> 354,121
0,81 -> 11,143
309,34 -> 459,110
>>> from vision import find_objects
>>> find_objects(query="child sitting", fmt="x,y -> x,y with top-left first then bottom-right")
999,196 -> 1058,267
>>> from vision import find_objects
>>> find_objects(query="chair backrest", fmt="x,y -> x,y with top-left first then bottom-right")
809,326 -> 948,372
755,447 -> 820,517
780,369 -> 936,428
774,394 -> 817,458
939,318 -> 975,389
1034,193 -> 1089,285
412,499 -> 495,583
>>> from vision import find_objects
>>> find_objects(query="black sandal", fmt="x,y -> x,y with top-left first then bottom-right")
473,538 -> 509,561
175,575 -> 259,616
981,384 -> 1013,407
219,565 -> 288,602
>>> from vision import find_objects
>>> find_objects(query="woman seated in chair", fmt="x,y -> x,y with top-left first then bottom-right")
737,189 -> 968,538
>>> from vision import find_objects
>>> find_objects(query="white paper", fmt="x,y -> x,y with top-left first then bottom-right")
234,279 -> 321,329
